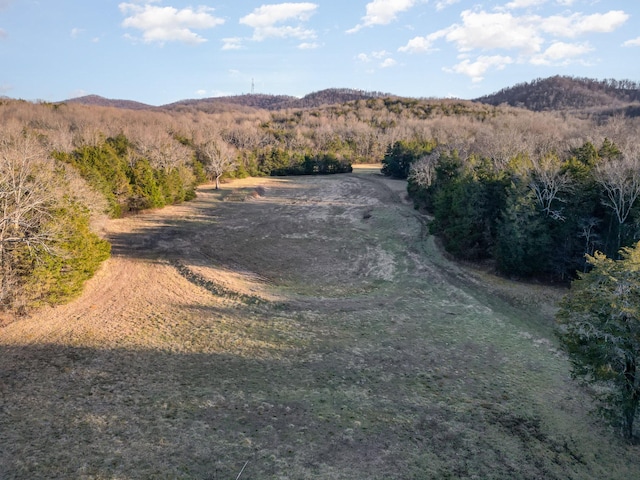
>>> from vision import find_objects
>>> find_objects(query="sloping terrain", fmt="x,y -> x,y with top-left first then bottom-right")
1,167 -> 639,479
474,75 -> 640,116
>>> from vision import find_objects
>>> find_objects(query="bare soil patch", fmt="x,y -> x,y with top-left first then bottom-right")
1,169 -> 639,479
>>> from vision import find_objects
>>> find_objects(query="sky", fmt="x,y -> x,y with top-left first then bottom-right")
1,0 -> 639,105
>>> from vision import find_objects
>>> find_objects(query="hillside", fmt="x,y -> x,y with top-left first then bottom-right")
475,75 -> 640,115
66,88 -> 394,113
65,94 -> 154,110
164,88 -> 393,112
64,78 -> 640,116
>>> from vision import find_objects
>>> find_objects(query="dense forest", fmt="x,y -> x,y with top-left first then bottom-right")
1,75 -> 639,312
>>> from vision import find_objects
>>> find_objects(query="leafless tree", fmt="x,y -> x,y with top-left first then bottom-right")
0,132 -> 59,306
409,150 -> 441,188
199,138 -> 237,189
529,154 -> 573,220
133,128 -> 192,172
595,154 -> 640,249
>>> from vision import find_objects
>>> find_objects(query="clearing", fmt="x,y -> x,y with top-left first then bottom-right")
1,165 -> 638,479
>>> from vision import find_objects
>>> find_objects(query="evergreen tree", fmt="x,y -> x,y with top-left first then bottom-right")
557,243 -> 640,440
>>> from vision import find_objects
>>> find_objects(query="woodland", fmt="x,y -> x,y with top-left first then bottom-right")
2,75 -> 640,313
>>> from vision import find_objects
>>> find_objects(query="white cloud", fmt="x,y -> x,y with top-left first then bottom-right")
298,42 -> 320,49
70,28 -> 84,39
348,0 -> 417,33
540,10 -> 629,38
435,0 -> 460,11
380,58 -> 397,68
402,7 -> 629,83
196,89 -> 207,96
240,3 -> 318,41
503,0 -> 576,9
623,37 -> 640,47
504,0 -> 547,9
398,33 -> 442,53
357,50 -> 396,69
222,37 -> 243,50
530,41 -> 593,65
442,10 -> 544,55
372,50 -> 390,59
445,55 -> 513,82
119,3 -> 224,45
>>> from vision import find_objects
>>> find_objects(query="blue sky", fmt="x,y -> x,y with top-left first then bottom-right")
1,0 -> 639,105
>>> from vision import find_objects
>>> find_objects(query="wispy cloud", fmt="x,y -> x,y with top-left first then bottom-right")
435,0 -> 460,11
240,3 -> 318,41
222,37 -> 243,50
298,42 -> 320,50
119,2 -> 224,45
503,0 -> 548,9
623,37 -> 640,47
357,50 -> 397,69
530,41 -> 593,65
348,0 -> 418,34
540,10 -> 629,38
380,57 -> 397,68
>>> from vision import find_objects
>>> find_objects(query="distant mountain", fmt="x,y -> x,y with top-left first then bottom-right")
64,95 -> 154,110
474,75 -> 640,116
162,93 -> 298,113
162,88 -> 392,113
289,88 -> 391,109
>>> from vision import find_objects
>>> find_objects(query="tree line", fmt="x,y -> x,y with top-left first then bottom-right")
384,135 -> 640,282
382,127 -> 640,439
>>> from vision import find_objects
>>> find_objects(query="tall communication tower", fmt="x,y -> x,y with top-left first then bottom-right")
251,78 -> 255,95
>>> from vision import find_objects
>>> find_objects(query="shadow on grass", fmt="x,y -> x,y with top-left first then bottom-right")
0,338 -> 634,480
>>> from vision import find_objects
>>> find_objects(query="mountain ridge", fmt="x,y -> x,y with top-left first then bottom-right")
59,76 -> 640,116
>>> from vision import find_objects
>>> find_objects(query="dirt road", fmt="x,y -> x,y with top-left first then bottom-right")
1,167 -> 637,479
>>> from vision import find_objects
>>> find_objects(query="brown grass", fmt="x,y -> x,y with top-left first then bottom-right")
1,169 -> 639,479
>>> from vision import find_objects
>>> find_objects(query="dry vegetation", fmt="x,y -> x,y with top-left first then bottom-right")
1,168 -> 640,479
2,81 -> 640,477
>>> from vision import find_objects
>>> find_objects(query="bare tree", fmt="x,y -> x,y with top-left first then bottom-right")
131,127 -> 192,172
595,154 -> 640,250
529,153 -> 573,220
0,132 -> 59,306
409,150 -> 440,188
199,138 -> 237,189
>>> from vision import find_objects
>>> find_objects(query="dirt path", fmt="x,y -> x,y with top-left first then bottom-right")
1,167 -> 637,479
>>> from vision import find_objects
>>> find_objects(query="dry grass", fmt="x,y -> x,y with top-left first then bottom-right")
1,169 -> 639,479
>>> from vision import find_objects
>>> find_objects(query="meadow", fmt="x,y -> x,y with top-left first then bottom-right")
1,166 -> 638,479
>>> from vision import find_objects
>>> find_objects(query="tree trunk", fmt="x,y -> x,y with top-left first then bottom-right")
623,359 -> 639,440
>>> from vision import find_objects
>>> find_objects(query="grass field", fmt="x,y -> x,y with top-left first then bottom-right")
1,166 -> 639,479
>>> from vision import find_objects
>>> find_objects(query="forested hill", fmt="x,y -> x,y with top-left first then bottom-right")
66,95 -> 154,110
162,88 -> 392,112
65,88 -> 393,113
474,75 -> 640,115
